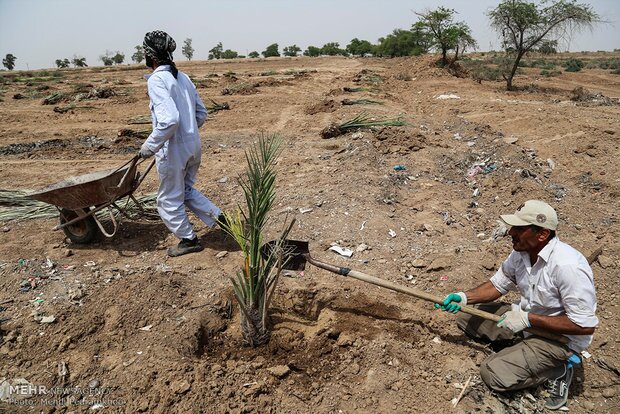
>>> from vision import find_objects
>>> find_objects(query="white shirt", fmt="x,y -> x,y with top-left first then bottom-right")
144,65 -> 207,152
490,237 -> 598,352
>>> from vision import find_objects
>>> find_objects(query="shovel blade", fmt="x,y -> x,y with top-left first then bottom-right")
261,239 -> 309,271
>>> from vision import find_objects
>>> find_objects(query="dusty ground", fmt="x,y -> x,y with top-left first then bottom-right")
0,54 -> 619,413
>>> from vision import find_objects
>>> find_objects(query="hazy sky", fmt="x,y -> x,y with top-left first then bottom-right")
1,0 -> 618,70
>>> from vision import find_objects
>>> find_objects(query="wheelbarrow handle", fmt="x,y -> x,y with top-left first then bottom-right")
305,255 -> 569,345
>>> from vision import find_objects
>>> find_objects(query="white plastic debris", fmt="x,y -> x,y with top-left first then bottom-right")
40,315 -> 56,324
388,229 -> 397,238
547,158 -> 556,170
435,94 -> 460,100
432,336 -> 442,344
299,207 -> 314,214
581,350 -> 592,359
138,324 -> 153,331
329,246 -> 353,257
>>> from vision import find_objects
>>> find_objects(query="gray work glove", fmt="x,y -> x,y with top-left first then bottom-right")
497,303 -> 530,333
139,143 -> 155,159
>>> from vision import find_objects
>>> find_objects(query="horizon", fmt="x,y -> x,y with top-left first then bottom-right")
1,0 -> 618,71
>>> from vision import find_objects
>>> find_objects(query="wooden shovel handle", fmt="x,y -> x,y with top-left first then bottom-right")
307,256 -> 568,344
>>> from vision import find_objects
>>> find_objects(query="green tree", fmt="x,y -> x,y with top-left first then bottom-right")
415,7 -> 477,66
112,51 -> 125,65
488,0 -> 599,90
248,51 -> 260,58
208,42 -> 223,60
100,51 -> 114,66
182,38 -> 194,60
55,58 -> 70,68
2,54 -> 16,70
283,44 -> 301,57
538,40 -> 558,54
303,46 -> 321,57
222,49 -> 239,59
72,56 -> 87,67
346,38 -> 375,56
262,43 -> 280,58
375,29 -> 430,57
320,42 -> 347,56
132,45 -> 144,63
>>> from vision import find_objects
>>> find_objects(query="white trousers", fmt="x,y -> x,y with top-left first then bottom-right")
155,138 -> 221,240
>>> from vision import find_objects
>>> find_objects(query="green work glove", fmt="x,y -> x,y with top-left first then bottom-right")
434,292 -> 467,313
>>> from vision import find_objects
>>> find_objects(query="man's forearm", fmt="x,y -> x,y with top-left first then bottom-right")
465,282 -> 502,305
464,281 -> 503,304
528,313 -> 595,335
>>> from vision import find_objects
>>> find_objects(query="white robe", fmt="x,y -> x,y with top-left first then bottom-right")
143,65 -> 220,240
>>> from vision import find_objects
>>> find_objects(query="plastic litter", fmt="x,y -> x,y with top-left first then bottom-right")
393,165 -> 407,171
329,246 -> 353,257
440,276 -> 449,281
388,229 -> 397,238
299,207 -> 314,214
138,324 -> 153,331
435,94 -> 460,100
84,261 -> 96,267
467,165 -> 484,179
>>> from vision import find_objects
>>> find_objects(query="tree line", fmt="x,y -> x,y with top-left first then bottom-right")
2,1 -> 601,90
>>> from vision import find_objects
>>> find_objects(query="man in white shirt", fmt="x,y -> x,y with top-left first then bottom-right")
436,200 -> 598,410
139,31 -> 225,257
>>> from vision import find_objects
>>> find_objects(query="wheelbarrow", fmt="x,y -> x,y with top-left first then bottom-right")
28,155 -> 155,244
263,239 -> 569,345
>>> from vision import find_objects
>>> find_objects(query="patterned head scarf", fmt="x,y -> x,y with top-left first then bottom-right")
143,31 -> 176,62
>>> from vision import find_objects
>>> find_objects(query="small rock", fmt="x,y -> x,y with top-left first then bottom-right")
88,379 -> 100,389
58,336 -> 72,352
215,251 -> 228,259
1,226 -> 10,232
601,387 -> 616,398
597,255 -> 613,269
356,243 -> 369,253
68,288 -> 85,301
503,136 -> 519,144
40,315 -> 56,324
217,176 -> 228,183
171,380 -> 191,395
427,257 -> 450,272
267,365 -> 290,379
336,333 -> 354,347
411,259 -> 426,268
64,249 -> 74,257
582,401 -> 595,410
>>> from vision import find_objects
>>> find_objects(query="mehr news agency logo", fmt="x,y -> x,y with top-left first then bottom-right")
0,379 -> 126,407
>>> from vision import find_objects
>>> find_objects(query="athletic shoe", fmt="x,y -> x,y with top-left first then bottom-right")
544,364 -> 573,410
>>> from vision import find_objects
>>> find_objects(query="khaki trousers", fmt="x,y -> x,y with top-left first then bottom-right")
456,303 -> 572,392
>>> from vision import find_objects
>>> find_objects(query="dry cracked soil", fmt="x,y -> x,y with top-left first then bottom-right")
0,54 -> 619,413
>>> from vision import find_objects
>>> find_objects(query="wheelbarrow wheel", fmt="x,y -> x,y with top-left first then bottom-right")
59,208 -> 98,244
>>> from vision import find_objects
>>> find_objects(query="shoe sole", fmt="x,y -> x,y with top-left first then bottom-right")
167,245 -> 204,257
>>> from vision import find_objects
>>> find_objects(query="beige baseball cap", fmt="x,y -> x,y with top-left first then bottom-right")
500,200 -> 558,230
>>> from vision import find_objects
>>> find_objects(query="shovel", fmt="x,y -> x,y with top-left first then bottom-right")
265,239 -> 568,345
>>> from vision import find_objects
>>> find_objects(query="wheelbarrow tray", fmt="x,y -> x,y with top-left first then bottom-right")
28,163 -> 137,210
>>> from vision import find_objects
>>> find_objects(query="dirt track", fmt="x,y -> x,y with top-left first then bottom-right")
0,55 -> 619,413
